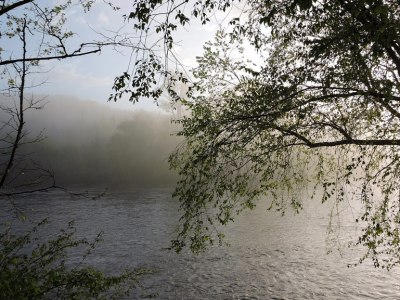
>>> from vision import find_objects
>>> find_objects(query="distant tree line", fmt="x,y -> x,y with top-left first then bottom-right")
23,99 -> 180,187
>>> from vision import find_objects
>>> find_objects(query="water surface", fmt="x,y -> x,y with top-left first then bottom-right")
2,188 -> 399,299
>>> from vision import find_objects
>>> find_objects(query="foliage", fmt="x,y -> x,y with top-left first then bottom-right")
0,2 -> 153,297
0,0 -> 137,192
0,218 -> 151,299
110,0 -> 236,103
126,0 -> 400,269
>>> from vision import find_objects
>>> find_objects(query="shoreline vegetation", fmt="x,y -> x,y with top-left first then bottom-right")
0,216 -> 154,299
0,95 -> 174,298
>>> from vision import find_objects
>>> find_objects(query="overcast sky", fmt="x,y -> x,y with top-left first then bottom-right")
1,0 -> 251,111
24,0 -> 226,111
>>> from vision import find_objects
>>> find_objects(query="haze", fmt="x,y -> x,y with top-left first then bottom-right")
1,95 -> 181,188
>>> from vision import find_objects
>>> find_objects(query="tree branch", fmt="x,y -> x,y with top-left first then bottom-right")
0,0 -> 33,17
0,18 -> 27,188
385,46 -> 400,77
275,125 -> 400,148
0,48 -> 101,66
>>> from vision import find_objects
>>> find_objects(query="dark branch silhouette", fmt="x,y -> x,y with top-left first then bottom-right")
0,0 -> 33,17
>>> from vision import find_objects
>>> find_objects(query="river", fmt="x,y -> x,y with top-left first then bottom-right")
1,188 -> 399,299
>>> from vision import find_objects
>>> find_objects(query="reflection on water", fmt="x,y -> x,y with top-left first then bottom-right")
1,188 -> 399,299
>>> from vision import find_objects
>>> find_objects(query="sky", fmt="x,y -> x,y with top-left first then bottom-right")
17,0 -> 225,111
1,0 -> 252,112
0,0 -> 249,186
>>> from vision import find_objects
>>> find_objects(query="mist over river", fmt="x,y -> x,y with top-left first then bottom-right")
2,188 -> 399,299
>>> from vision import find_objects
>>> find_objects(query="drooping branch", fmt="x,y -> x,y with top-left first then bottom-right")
0,0 -> 33,17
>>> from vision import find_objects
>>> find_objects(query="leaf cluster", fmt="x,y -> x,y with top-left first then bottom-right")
147,0 -> 400,269
0,219 -> 151,299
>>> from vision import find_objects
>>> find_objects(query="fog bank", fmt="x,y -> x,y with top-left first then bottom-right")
12,95 -> 181,187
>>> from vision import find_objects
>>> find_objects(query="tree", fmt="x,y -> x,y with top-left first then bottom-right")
0,1 -> 154,296
124,0 -> 400,269
0,0 -> 145,192
1,0 -> 98,191
0,219 -> 150,299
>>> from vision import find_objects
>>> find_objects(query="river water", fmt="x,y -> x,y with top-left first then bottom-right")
1,188 -> 399,299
